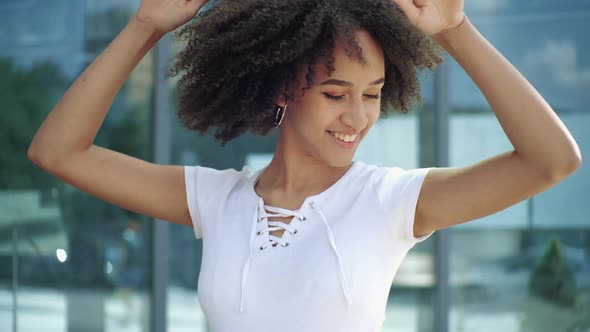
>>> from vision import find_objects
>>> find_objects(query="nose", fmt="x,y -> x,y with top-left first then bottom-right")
340,98 -> 369,132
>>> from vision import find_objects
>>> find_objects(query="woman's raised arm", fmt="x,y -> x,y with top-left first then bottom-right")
28,0 -> 209,226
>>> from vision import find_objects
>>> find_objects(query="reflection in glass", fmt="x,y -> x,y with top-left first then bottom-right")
448,7 -> 590,332
1,1 -> 153,331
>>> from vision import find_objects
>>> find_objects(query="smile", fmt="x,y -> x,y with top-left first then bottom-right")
328,131 -> 358,143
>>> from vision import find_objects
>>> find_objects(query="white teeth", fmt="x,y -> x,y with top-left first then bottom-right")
330,131 -> 358,143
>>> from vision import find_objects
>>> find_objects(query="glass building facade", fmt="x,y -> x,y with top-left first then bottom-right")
1,1 -> 588,331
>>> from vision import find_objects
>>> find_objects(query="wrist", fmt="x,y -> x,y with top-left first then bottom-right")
434,13 -> 467,38
433,14 -> 470,46
131,15 -> 167,39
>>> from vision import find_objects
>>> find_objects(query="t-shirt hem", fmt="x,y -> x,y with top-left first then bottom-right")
184,165 -> 203,239
404,167 -> 436,244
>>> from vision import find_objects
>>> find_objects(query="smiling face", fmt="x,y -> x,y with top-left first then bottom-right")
278,28 -> 386,168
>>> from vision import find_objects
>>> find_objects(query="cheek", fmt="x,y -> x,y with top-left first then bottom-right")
370,107 -> 381,123
293,98 -> 333,125
363,107 -> 381,133
286,105 -> 326,138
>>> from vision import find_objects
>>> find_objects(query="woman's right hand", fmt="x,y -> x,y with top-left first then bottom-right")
135,0 -> 210,34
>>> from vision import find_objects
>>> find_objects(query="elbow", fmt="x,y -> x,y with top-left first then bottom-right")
27,144 -> 57,171
563,157 -> 582,176
548,152 -> 582,181
27,145 -> 41,165
27,145 -> 46,169
28,140 -> 87,171
564,145 -> 583,174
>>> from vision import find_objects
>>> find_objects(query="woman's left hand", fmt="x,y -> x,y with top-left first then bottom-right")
393,0 -> 465,36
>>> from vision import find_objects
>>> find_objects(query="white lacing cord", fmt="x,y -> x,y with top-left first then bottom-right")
257,204 -> 306,250
240,198 -> 352,313
240,199 -> 307,312
309,202 -> 352,305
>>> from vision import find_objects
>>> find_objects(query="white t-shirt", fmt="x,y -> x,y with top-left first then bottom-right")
184,160 -> 436,332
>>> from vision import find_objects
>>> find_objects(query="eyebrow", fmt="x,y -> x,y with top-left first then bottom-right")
320,77 -> 385,87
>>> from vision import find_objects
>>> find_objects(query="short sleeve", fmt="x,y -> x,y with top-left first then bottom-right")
399,167 -> 436,243
184,166 -> 203,239
184,165 -> 245,240
377,166 -> 437,244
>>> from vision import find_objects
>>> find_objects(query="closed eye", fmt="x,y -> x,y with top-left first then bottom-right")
323,93 -> 381,100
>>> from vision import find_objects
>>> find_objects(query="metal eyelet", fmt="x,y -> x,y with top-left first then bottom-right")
257,231 -> 262,235
282,242 -> 290,247
293,230 -> 298,235
258,217 -> 264,222
259,246 -> 264,250
299,216 -> 306,221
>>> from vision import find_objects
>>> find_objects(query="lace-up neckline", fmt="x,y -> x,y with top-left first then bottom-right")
239,162 -> 359,313
255,198 -> 306,249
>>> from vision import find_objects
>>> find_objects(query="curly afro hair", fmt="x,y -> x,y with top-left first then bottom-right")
168,0 -> 444,145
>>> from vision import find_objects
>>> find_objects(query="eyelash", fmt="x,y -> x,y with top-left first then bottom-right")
323,93 -> 381,100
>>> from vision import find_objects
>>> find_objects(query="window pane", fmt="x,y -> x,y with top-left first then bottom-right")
449,6 -> 590,332
1,1 -> 153,331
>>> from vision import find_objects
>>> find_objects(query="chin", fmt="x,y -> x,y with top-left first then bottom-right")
306,133 -> 358,168
318,153 -> 355,169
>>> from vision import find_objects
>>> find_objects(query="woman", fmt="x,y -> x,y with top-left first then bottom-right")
28,0 -> 582,330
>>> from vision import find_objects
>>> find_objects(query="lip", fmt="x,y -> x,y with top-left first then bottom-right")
327,131 -> 359,149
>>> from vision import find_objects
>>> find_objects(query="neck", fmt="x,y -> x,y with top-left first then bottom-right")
257,130 -> 353,196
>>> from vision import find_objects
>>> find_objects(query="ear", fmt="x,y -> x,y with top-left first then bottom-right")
273,86 -> 290,107
275,99 -> 288,107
